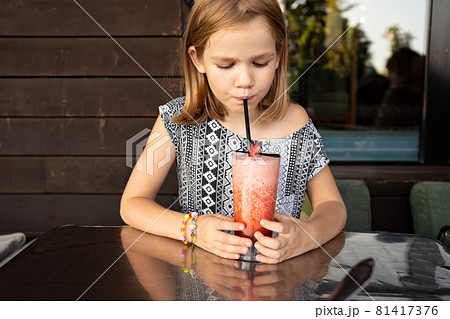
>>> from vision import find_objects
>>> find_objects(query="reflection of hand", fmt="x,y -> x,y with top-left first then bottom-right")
249,232 -> 346,300
193,247 -> 252,300
254,212 -> 318,263
120,227 -> 181,300
194,214 -> 252,259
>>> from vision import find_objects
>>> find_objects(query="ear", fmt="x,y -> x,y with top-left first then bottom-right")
188,46 -> 206,74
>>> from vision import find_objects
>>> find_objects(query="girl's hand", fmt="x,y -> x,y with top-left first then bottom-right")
194,214 -> 253,259
251,231 -> 345,298
253,212 -> 317,264
193,247 -> 251,300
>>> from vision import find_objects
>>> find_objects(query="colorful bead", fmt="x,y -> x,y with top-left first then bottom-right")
179,242 -> 196,277
180,212 -> 192,244
189,212 -> 198,244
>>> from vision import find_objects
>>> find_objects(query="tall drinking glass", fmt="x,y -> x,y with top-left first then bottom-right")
232,151 -> 280,261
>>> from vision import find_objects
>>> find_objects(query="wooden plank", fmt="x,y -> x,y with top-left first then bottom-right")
0,38 -> 180,76
0,0 -> 182,36
44,157 -> 178,194
0,194 -> 122,236
0,157 -> 46,193
0,118 -> 157,155
0,157 -> 179,194
0,194 -> 180,237
0,78 -> 182,117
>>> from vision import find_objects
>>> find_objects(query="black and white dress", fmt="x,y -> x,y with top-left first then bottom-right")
159,97 -> 329,219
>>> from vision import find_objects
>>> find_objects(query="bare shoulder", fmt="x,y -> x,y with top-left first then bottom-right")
282,102 -> 310,133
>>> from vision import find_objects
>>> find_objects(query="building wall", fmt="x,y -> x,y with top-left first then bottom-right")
0,0 -> 184,236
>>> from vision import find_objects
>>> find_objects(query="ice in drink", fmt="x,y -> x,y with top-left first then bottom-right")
232,152 -> 280,242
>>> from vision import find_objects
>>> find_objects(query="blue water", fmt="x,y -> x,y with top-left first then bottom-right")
320,130 -> 419,162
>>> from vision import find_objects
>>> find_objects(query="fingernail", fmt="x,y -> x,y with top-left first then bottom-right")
254,243 -> 259,249
260,220 -> 265,225
239,225 -> 244,230
241,248 -> 247,253
246,241 -> 252,247
234,254 -> 240,259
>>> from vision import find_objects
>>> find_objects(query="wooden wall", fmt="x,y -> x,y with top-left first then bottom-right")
0,0 -> 184,236
1,0 -> 449,237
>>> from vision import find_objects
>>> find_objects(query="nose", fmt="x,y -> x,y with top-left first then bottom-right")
235,65 -> 254,89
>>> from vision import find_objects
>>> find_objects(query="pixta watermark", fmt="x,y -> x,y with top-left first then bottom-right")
126,129 -> 172,175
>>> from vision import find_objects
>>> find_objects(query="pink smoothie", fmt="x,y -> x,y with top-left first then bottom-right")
232,153 -> 280,241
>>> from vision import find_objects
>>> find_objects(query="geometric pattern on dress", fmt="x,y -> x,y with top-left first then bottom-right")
159,97 -> 330,219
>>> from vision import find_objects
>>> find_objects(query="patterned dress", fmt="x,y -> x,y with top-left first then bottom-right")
159,97 -> 329,218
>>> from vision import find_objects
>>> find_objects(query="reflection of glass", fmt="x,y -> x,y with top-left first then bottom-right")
232,151 -> 280,262
121,228 -> 346,300
285,0 -> 428,162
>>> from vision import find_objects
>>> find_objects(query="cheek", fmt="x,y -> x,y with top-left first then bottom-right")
258,68 -> 277,88
207,70 -> 232,89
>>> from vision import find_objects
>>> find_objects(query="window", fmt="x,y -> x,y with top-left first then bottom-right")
286,0 -> 429,161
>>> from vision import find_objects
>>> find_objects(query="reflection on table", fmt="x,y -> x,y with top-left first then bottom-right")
0,226 -> 448,300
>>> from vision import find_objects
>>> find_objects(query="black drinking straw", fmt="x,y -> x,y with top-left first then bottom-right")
243,99 -> 253,152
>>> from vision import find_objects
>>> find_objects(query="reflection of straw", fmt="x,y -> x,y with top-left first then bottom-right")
243,99 -> 253,152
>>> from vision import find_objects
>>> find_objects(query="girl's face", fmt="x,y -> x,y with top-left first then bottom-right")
189,17 -> 280,116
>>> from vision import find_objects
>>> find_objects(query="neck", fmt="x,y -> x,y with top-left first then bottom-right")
217,108 -> 266,141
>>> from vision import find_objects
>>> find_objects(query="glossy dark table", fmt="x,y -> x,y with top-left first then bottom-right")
0,225 -> 449,301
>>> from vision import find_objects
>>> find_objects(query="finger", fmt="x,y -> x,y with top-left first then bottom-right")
211,239 -> 253,258
210,284 -> 246,300
212,256 -> 241,269
216,218 -> 246,232
212,249 -> 241,260
255,252 -> 282,264
252,284 -> 280,297
255,263 -> 279,273
254,242 -> 284,263
254,231 -> 284,250
212,242 -> 250,258
260,219 -> 285,233
274,211 -> 291,221
218,231 -> 253,248
252,273 -> 282,286
213,264 -> 249,280
213,274 -> 252,288
214,214 -> 234,221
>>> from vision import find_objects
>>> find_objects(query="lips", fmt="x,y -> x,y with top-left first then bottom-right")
235,96 -> 254,103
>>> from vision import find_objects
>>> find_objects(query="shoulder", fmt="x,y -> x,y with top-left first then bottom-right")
282,102 -> 310,133
159,96 -> 186,118
158,97 -> 187,142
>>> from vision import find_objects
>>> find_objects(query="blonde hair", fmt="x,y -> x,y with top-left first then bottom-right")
172,0 -> 290,124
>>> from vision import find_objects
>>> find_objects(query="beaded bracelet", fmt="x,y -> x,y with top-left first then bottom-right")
189,212 -> 198,244
180,243 -> 189,273
189,244 -> 197,278
180,243 -> 196,276
180,212 -> 191,245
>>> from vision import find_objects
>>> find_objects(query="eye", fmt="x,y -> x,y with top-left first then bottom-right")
253,61 -> 269,68
217,63 -> 234,69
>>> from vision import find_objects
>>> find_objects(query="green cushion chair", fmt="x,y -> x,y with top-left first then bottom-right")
302,179 -> 372,232
410,181 -> 450,238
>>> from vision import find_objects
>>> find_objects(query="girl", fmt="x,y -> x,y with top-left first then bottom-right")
121,0 -> 346,264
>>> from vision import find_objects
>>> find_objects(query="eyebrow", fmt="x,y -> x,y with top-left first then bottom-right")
210,52 -> 275,61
